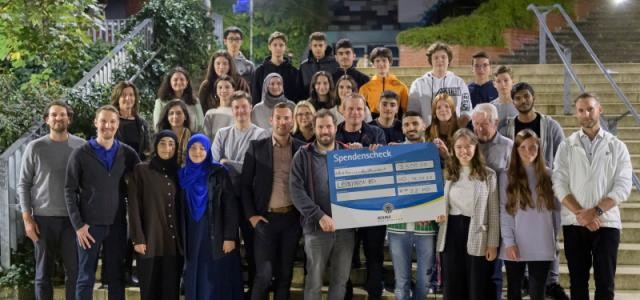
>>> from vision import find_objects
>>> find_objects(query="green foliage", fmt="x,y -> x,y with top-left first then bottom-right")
214,0 -> 329,63
0,241 -> 35,288
397,0 -> 575,48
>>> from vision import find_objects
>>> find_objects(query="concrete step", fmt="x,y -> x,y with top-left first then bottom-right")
364,64 -> 640,77
621,203 -> 640,222
534,102 -> 639,115
548,114 -> 639,127
564,127 -> 639,140
516,73 -> 640,84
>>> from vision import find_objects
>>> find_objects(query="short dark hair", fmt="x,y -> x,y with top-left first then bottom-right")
471,51 -> 490,65
370,47 -> 392,63
426,42 -> 453,65
313,109 -> 337,126
402,110 -> 423,119
494,65 -> 513,78
43,100 -> 74,120
335,38 -> 353,50
574,92 -> 600,104
272,102 -> 293,115
380,90 -> 399,101
511,82 -> 535,99
268,31 -> 287,45
308,32 -> 327,43
230,90 -> 252,104
224,26 -> 243,39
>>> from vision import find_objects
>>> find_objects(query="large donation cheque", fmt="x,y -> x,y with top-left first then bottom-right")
327,143 -> 445,230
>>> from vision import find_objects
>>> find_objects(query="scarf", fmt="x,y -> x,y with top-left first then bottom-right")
178,134 -> 213,221
261,73 -> 289,109
149,130 -> 179,183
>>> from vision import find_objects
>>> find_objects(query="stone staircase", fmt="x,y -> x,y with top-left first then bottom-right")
500,1 -> 640,64
50,64 -> 640,299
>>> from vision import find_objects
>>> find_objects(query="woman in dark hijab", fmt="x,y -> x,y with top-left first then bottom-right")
179,134 -> 243,299
127,130 -> 182,300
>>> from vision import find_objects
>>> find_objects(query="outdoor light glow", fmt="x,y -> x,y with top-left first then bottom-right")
613,0 -> 628,5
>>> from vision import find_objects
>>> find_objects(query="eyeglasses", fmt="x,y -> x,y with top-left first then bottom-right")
226,38 -> 242,42
474,63 -> 490,69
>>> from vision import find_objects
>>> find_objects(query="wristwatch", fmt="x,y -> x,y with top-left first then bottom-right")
594,206 -> 604,216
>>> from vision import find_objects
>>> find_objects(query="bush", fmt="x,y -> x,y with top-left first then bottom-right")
397,0 -> 575,48
0,241 -> 35,288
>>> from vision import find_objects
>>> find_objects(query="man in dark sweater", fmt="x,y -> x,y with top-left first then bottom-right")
298,32 -> 339,99
468,51 -> 498,107
252,31 -> 302,103
65,105 -> 140,300
332,38 -> 370,89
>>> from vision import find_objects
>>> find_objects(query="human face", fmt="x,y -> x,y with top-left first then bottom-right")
224,32 -> 242,53
267,76 -> 284,96
314,115 -> 336,147
170,72 -> 188,94
402,116 -> 425,142
471,112 -> 497,143
214,56 -> 230,76
231,98 -> 252,123
94,110 -> 119,140
431,50 -> 449,72
188,142 -> 207,164
337,79 -> 354,101
118,87 -> 136,115
517,137 -> 539,166
46,105 -> 70,133
344,97 -> 365,126
454,136 -> 476,166
513,89 -> 535,114
472,57 -> 491,79
268,39 -> 287,58
310,40 -> 327,59
167,105 -> 186,128
314,75 -> 330,98
295,107 -> 313,129
575,97 -> 602,130
271,107 -> 294,137
335,47 -> 355,69
373,57 -> 390,76
157,137 -> 176,160
216,80 -> 235,104
379,98 -> 399,119
493,73 -> 513,96
435,100 -> 452,122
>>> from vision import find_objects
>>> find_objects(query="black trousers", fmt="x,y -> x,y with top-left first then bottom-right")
33,216 -> 78,300
344,225 -> 387,300
250,210 -> 301,300
137,256 -> 183,300
504,260 -> 551,300
563,225 -> 620,300
442,215 -> 493,300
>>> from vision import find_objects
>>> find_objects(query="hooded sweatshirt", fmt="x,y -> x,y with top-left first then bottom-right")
408,71 -> 472,126
298,46 -> 340,99
251,73 -> 296,129
359,74 -> 409,114
252,56 -> 301,103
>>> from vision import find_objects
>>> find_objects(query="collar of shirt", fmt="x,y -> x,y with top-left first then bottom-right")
578,127 -> 605,141
272,135 -> 292,148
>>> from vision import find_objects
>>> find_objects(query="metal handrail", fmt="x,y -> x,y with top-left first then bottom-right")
0,18 -> 156,270
528,4 -> 640,191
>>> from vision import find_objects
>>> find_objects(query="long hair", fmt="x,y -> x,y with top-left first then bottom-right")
308,71 -> 338,109
157,99 -> 191,132
426,93 -> 459,146
505,129 -> 555,215
202,75 -> 236,111
445,128 -> 488,182
157,67 -> 197,105
293,100 -> 317,133
110,81 -> 140,116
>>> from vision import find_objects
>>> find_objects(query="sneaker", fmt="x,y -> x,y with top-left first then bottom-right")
546,283 -> 570,300
521,277 -> 529,297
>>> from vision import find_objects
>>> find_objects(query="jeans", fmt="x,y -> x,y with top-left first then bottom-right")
388,231 -> 435,300
303,229 -> 355,300
251,210 -> 302,300
33,216 -> 78,300
563,225 -> 620,300
505,260 -> 551,300
76,223 -> 127,300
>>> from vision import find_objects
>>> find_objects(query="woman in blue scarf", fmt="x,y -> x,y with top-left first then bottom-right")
179,133 -> 242,299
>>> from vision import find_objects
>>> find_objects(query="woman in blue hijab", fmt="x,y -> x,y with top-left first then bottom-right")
179,133 -> 242,299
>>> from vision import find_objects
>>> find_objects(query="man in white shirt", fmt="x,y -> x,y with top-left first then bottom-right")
552,92 -> 633,300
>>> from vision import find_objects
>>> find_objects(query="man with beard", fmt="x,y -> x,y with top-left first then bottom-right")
65,105 -> 140,300
241,102 -> 304,300
552,93 -> 632,300
290,109 -> 355,300
500,82 -> 565,169
18,101 -> 85,300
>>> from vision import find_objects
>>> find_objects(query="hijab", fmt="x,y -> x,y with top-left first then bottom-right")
149,130 -> 179,182
178,134 -> 213,221
261,73 -> 289,109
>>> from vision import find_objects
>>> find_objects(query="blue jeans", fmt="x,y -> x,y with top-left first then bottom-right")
388,231 -> 435,300
303,229 -> 355,300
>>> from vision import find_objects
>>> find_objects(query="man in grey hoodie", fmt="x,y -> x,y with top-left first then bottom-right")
290,109 -> 354,300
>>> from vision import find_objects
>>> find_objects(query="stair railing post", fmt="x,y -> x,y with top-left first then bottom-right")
563,47 -> 572,115
538,10 -> 551,64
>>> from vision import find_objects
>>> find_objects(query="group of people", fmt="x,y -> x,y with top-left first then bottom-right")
16,26 -> 633,300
